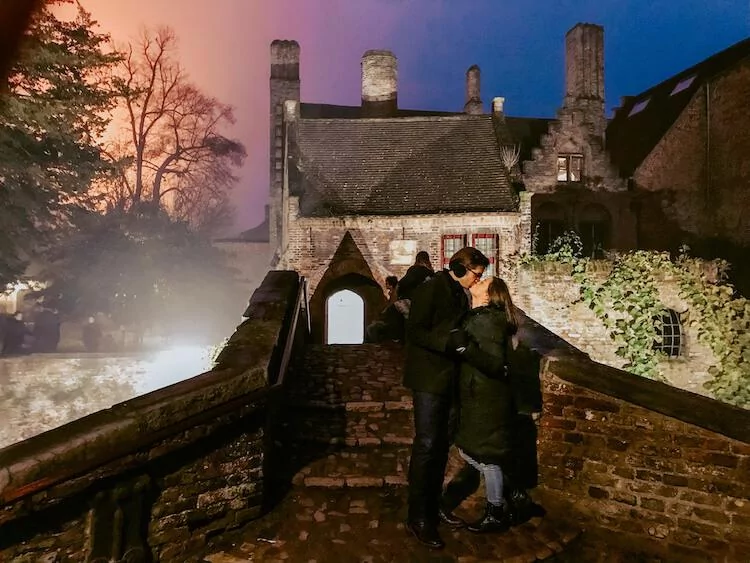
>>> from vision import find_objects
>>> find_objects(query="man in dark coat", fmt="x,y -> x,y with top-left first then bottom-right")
397,251 -> 434,301
403,246 -> 489,549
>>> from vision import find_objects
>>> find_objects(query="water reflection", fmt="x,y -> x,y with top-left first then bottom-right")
0,346 -> 214,450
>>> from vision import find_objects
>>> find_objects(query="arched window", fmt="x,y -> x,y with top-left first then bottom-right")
578,204 -> 611,258
534,202 -> 566,255
654,309 -> 682,358
326,289 -> 364,344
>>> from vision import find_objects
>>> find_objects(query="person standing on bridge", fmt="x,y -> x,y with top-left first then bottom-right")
443,276 -> 546,532
403,246 -> 489,549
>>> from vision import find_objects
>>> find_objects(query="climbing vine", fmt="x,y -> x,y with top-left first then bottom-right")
665,252 -> 750,408
521,233 -> 750,409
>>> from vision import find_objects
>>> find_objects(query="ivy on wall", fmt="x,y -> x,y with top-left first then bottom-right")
521,232 -> 750,409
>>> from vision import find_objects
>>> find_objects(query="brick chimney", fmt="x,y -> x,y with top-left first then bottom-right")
361,50 -> 397,117
269,40 -> 300,255
492,96 -> 505,118
564,23 -> 605,133
464,65 -> 483,115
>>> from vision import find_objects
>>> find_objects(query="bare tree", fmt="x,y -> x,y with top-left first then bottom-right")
500,144 -> 521,171
105,27 -> 245,227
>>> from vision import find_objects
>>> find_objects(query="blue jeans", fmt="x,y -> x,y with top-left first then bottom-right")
459,449 -> 505,506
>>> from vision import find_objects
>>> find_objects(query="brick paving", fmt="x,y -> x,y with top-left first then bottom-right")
204,344 -> 582,563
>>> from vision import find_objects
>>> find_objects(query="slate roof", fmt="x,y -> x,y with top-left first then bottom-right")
292,115 -> 516,217
606,36 -> 750,176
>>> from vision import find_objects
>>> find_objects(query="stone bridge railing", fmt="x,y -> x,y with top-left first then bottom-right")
519,312 -> 750,563
0,270 -> 309,563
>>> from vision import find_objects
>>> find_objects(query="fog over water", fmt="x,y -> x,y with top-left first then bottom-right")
0,346 -> 215,450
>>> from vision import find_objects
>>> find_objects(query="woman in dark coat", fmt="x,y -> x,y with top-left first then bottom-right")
441,278 -> 546,533
450,276 -> 519,532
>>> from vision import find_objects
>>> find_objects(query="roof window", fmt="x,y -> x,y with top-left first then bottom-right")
670,75 -> 696,96
628,98 -> 650,117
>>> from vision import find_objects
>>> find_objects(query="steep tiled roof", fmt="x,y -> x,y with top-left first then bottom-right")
607,36 -> 750,176
300,102 -> 459,119
292,115 -> 516,217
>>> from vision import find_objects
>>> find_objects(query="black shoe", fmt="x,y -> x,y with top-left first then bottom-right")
467,502 -> 512,534
438,507 -> 466,528
505,488 -> 546,526
407,520 -> 445,549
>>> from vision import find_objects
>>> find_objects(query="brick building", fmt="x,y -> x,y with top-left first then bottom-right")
269,24 -> 639,343
607,36 -> 750,293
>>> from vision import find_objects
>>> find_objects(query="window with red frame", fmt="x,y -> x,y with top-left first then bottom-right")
472,233 -> 498,278
441,234 -> 466,269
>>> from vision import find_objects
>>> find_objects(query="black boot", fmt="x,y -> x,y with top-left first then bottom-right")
467,502 -> 512,533
406,520 -> 445,549
439,462 -> 480,528
504,488 -> 546,526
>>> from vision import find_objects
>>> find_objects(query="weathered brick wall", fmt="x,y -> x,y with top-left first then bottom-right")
635,61 -> 750,251
0,271 -> 304,563
536,354 -> 750,563
148,420 -> 265,561
281,197 -> 525,296
708,62 -> 750,247
521,107 -> 623,195
633,89 -> 708,250
511,261 -> 717,395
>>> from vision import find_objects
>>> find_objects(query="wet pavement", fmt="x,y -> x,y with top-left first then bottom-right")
0,346 -> 214,449
203,344 -> 582,563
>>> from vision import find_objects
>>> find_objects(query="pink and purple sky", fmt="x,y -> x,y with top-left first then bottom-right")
84,0 -> 750,234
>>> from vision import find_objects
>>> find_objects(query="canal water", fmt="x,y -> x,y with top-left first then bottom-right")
0,345 -> 215,449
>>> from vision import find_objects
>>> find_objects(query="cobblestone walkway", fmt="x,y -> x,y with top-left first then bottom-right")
204,344 -> 581,563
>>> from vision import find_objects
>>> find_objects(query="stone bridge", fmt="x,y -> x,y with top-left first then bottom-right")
0,272 -> 748,562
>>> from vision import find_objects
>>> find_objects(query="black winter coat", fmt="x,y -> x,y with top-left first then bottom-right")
454,305 -> 515,466
403,270 -> 469,396
398,265 -> 433,300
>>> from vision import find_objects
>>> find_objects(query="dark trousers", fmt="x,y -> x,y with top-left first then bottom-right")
407,390 -> 453,524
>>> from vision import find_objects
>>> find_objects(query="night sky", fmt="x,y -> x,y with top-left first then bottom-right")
85,0 -> 750,232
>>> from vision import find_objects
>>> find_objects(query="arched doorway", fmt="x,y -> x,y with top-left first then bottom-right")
326,289 -> 365,344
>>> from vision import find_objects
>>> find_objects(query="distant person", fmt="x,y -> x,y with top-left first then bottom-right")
398,251 -> 434,301
82,316 -> 102,352
32,307 -> 60,353
2,312 -> 28,355
385,275 -> 399,305
365,275 -> 406,343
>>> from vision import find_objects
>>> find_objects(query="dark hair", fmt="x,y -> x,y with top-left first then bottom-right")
415,251 -> 432,270
449,246 -> 490,270
487,277 -> 519,334
385,276 -> 398,289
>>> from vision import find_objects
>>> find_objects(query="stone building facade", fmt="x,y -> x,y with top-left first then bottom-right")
268,23 -> 641,343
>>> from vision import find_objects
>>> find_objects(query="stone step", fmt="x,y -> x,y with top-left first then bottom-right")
204,487 -> 583,562
291,344 -> 409,405
282,402 -> 414,447
287,379 -> 411,407
292,445 -> 411,489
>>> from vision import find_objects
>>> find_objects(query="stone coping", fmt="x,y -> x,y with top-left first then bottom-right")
518,309 -> 750,445
0,271 -> 302,506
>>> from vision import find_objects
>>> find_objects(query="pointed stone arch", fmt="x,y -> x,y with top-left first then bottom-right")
309,231 -> 387,343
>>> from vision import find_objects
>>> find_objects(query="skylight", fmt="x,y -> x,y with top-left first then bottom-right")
628,98 -> 650,117
670,75 -> 696,96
